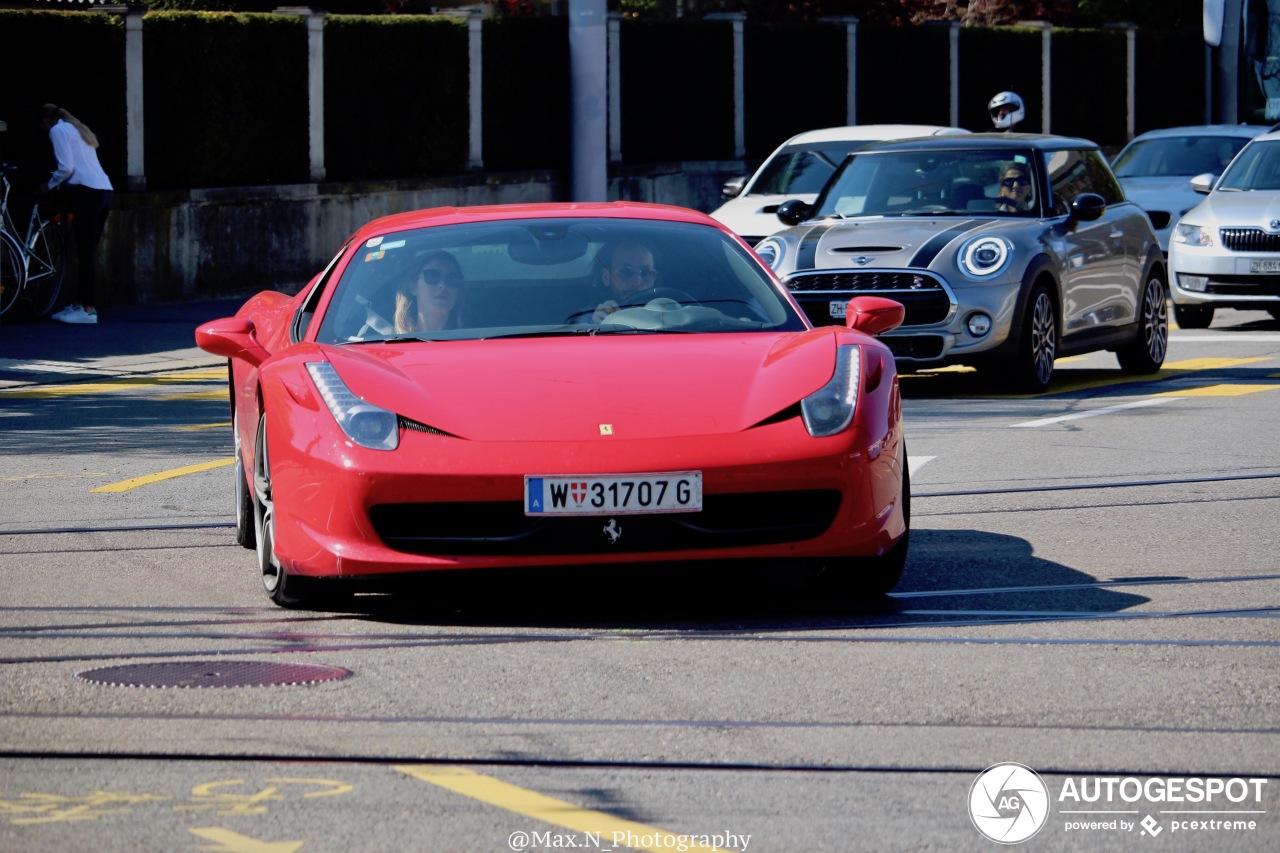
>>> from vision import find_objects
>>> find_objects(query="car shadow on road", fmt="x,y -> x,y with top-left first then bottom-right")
336,527 -> 1150,633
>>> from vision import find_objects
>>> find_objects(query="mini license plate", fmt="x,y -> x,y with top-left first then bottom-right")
1251,259 -> 1280,273
829,300 -> 848,319
524,472 -> 702,516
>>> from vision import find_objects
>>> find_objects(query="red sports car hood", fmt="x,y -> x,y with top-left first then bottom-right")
319,331 -> 841,441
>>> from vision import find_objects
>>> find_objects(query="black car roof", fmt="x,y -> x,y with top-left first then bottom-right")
851,132 -> 1098,154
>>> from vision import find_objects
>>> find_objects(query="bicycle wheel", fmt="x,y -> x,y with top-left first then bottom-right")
0,231 -> 26,317
23,218 -> 67,317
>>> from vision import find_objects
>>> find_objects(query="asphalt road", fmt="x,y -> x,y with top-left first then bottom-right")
1,303 -> 1277,852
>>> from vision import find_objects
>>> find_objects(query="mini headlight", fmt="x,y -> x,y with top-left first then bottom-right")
1173,223 -> 1213,247
306,362 -> 399,450
959,235 -> 1012,278
755,238 -> 784,271
802,345 -> 860,437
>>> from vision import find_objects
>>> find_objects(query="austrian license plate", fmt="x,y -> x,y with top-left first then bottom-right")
829,300 -> 848,319
524,472 -> 702,516
1251,259 -> 1280,273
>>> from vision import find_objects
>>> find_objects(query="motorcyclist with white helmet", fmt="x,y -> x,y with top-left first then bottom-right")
988,91 -> 1025,132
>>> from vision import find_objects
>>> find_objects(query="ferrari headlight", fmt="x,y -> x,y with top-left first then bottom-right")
959,235 -> 1012,278
755,237 -> 784,271
802,345 -> 860,437
306,362 -> 399,450
1173,223 -> 1213,247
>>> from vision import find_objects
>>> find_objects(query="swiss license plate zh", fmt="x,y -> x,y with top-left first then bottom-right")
524,472 -> 703,516
1251,259 -> 1280,273
829,300 -> 848,319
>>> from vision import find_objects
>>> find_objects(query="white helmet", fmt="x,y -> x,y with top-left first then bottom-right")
988,91 -> 1025,130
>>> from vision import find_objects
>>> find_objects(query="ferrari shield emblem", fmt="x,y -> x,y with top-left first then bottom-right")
600,424 -> 613,435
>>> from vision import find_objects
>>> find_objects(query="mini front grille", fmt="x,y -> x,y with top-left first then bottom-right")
881,335 -> 946,360
1221,228 -> 1280,252
786,270 -> 943,293
369,490 -> 842,556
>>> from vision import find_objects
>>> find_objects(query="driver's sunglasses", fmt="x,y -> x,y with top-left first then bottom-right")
613,265 -> 658,283
420,267 -> 463,288
1001,176 -> 1030,188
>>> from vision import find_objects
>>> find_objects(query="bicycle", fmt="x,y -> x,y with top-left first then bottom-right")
0,163 -> 69,319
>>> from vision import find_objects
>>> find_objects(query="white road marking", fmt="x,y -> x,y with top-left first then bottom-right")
1170,334 -> 1280,342
909,455 -> 935,476
1010,397 -> 1183,428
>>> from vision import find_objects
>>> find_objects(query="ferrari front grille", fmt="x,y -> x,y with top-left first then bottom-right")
369,490 -> 842,556
1220,228 -> 1280,252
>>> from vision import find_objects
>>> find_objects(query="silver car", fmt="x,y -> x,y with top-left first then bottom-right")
1112,124 -> 1267,253
755,134 -> 1168,391
1168,127 -> 1280,329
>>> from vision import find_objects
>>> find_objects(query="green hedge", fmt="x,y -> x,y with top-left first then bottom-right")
482,16 -> 570,173
1051,29 -> 1126,143
621,20 -> 734,162
1135,28 -> 1207,132
0,10 -> 125,191
958,26 -> 1045,132
144,12 -> 308,189
744,22 -> 847,161
858,24 -> 952,127
323,15 -> 469,182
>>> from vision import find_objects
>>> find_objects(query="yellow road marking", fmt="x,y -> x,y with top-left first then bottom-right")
188,827 -> 303,853
159,390 -> 227,401
174,422 -> 232,432
395,765 -> 723,852
92,458 -> 234,493
0,371 -> 223,399
1156,383 -> 1280,397
0,472 -> 108,482
1163,356 -> 1272,370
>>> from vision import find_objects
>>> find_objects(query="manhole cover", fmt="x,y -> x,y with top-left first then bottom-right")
75,661 -> 352,688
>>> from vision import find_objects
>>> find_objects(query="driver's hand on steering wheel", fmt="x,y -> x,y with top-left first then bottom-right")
592,299 -> 621,324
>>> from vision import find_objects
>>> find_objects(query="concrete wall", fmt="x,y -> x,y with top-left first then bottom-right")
101,161 -> 744,306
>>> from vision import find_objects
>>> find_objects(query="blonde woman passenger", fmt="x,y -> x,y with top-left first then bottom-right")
394,251 -> 465,333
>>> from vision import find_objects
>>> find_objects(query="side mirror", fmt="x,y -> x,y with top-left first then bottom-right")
776,199 -> 811,227
195,317 -> 270,368
721,176 -> 746,200
1190,172 -> 1216,194
1070,192 -> 1107,222
845,296 -> 905,336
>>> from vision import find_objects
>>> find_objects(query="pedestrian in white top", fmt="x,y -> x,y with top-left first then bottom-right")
39,104 -> 114,325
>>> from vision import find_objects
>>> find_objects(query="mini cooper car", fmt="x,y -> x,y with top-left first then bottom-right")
1112,124 -> 1267,253
754,134 -> 1169,391
711,124 -> 969,246
196,203 -> 911,607
1168,126 -> 1280,329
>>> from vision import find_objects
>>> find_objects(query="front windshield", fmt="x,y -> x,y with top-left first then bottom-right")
1216,140 -> 1280,190
315,218 -> 807,344
1112,135 -> 1251,178
813,149 -> 1039,218
748,142 -> 866,196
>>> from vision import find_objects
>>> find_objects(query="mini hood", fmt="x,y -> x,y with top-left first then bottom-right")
320,331 -> 841,441
795,217 -> 1004,270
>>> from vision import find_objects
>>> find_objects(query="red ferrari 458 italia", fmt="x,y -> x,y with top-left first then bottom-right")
196,202 -> 909,607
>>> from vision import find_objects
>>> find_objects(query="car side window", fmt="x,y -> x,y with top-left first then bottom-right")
1044,149 -> 1091,216
1082,149 -> 1125,204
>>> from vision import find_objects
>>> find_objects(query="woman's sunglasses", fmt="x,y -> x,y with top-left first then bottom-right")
420,268 -> 463,288
1001,176 -> 1029,189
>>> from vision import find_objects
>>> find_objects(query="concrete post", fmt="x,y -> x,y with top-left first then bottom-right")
467,13 -> 483,170
1104,23 -> 1137,142
103,6 -> 146,190
608,12 -> 621,164
948,21 -> 960,129
1019,21 -> 1052,134
821,17 -> 859,126
706,14 -> 745,159
569,0 -> 607,201
276,7 -> 327,182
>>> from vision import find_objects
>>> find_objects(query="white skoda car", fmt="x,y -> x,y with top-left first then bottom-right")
1168,127 -> 1280,328
711,124 -> 968,246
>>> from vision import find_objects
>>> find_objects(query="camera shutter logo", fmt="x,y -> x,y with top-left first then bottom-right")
969,763 -> 1051,844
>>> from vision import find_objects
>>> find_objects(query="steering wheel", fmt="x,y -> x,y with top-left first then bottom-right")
631,287 -> 698,307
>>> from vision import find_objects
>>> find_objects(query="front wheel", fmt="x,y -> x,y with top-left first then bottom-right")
1116,272 -> 1168,373
1173,303 -> 1213,329
23,220 -> 67,317
0,232 -> 25,317
1010,283 -> 1057,393
254,413 -> 322,608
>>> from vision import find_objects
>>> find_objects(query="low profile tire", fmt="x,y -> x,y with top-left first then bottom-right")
1173,303 -> 1213,329
1117,271 -> 1169,374
253,413 -> 320,609
808,448 -> 911,597
233,412 -> 255,549
1010,283 -> 1057,393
